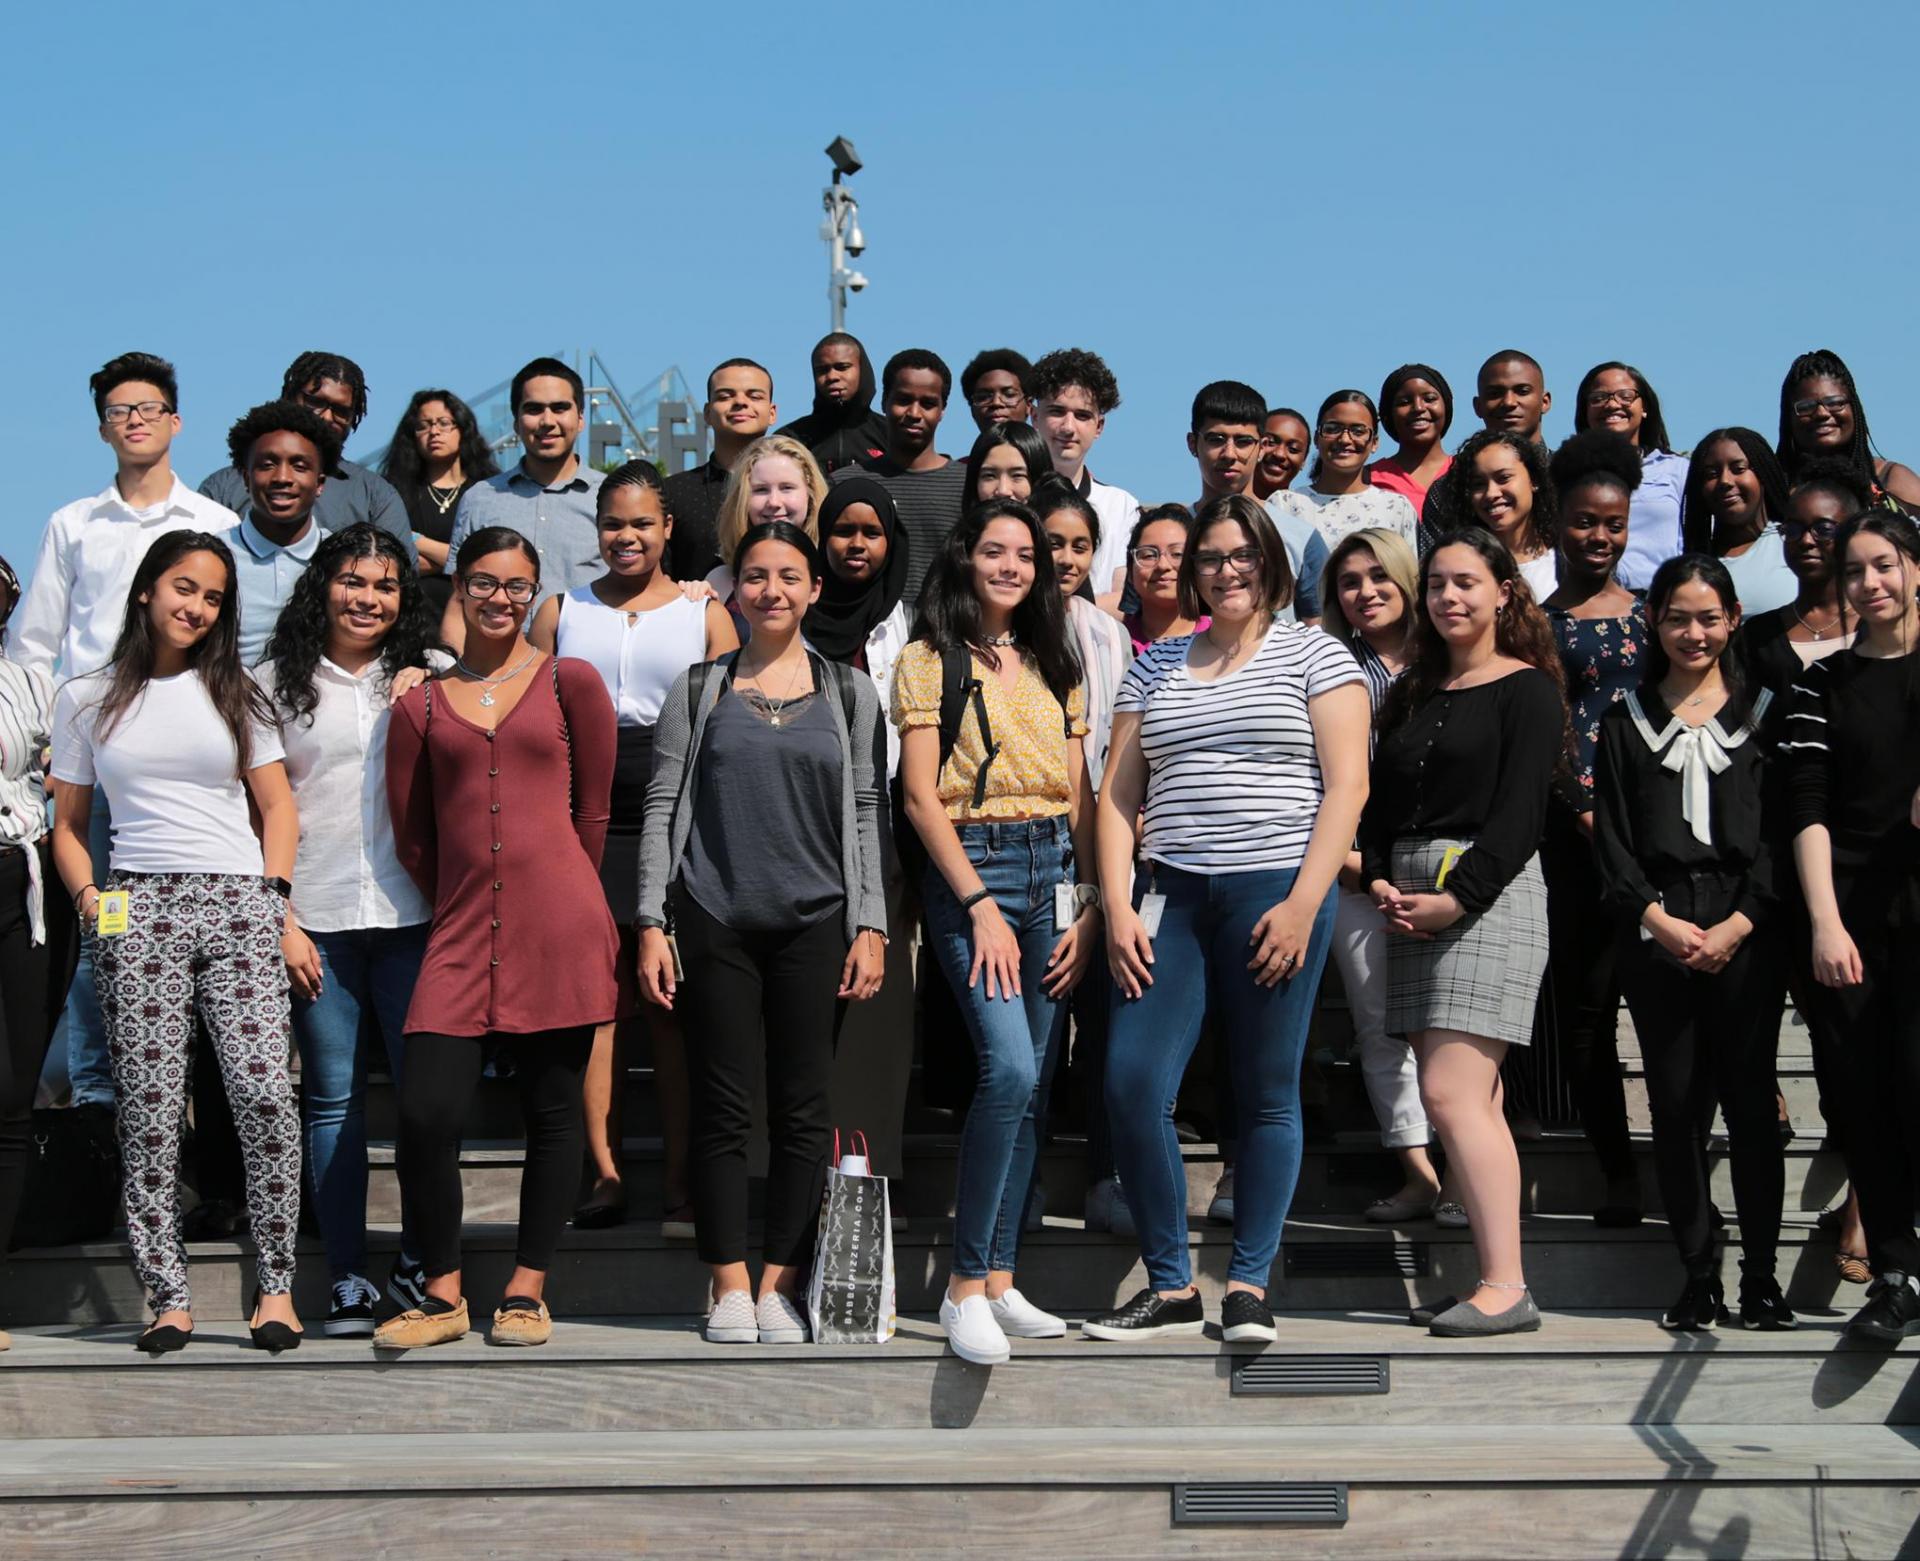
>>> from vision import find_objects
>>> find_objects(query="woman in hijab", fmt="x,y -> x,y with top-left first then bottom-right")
778,333 -> 889,476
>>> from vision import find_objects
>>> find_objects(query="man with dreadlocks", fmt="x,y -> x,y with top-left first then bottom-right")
200,351 -> 416,561
1776,348 -> 1920,511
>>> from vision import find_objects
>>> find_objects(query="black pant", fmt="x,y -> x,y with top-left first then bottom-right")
0,845 -> 68,1255
1802,867 -> 1920,1276
1620,909 -> 1784,1279
1541,816 -> 1634,1183
674,889 -> 845,1268
397,1027 -> 592,1279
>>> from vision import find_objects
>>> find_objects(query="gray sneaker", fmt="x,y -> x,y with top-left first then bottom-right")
704,1290 -> 758,1344
1428,1289 -> 1541,1337
755,1290 -> 809,1344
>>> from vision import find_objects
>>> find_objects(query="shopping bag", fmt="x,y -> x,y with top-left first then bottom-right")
807,1130 -> 896,1344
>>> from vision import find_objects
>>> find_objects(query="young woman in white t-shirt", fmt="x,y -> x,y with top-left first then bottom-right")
49,529 -> 304,1355
1087,495 -> 1370,1345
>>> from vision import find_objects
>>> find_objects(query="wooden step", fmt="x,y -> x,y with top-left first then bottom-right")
2,1423 -> 1913,1559
1621,1072 -> 1825,1138
1,1311 -> 1910,1440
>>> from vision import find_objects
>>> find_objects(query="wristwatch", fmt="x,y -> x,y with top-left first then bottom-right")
264,876 -> 293,900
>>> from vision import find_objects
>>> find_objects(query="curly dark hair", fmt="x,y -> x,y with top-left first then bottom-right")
379,388 -> 500,498
281,351 -> 369,432
1550,429 -> 1643,503
263,524 -> 441,727
1030,348 -> 1121,414
1680,428 -> 1789,553
1441,429 -> 1557,556
227,400 -> 344,478
960,349 -> 1032,404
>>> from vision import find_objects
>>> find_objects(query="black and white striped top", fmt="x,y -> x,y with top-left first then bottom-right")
0,653 -> 54,943
1117,622 -> 1363,873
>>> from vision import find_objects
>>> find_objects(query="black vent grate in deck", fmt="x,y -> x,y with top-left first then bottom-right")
1172,1482 -> 1349,1526
1231,1354 -> 1389,1396
1284,1241 -> 1429,1278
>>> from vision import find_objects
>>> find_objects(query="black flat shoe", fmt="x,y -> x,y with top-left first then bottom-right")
571,1191 -> 629,1230
249,1289 -> 303,1354
135,1323 -> 192,1355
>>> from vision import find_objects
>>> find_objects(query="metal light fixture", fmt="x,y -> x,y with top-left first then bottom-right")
820,136 -> 868,333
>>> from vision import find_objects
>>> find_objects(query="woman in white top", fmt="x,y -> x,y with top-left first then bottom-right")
50,529 -> 304,1354
1440,429 -> 1561,602
1087,495 -> 1370,1345
531,461 -> 737,1234
703,435 -> 829,638
1269,390 -> 1418,550
257,523 -> 440,1336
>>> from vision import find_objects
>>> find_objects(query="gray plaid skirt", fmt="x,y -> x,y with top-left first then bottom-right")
1384,837 -> 1547,1047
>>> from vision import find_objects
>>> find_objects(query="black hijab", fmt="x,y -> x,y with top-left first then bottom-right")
779,334 -> 888,475
808,478 -> 908,664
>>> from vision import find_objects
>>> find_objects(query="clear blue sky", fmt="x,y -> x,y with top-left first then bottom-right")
6,1 -> 1918,590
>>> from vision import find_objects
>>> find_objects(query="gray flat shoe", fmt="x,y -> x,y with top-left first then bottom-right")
1428,1290 -> 1541,1337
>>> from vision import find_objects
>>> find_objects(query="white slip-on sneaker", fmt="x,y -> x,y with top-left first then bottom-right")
755,1290 -> 809,1344
989,1287 -> 1066,1339
704,1289 -> 759,1344
941,1292 -> 1011,1365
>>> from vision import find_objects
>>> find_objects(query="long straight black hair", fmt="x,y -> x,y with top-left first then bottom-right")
960,421 -> 1056,516
913,499 -> 1082,705
95,530 -> 277,773
379,387 -> 501,498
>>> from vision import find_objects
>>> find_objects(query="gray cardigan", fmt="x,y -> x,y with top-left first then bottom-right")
636,650 -> 889,942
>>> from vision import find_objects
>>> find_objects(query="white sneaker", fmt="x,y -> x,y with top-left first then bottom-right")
990,1287 -> 1066,1339
704,1289 -> 758,1344
755,1290 -> 809,1344
941,1292 -> 1011,1365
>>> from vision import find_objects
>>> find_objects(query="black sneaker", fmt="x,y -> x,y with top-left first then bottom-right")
1221,1290 -> 1276,1343
1847,1273 -> 1920,1343
1082,1286 -> 1205,1341
1737,1278 -> 1797,1331
388,1255 -> 427,1313
324,1274 -> 381,1337
1660,1275 -> 1727,1331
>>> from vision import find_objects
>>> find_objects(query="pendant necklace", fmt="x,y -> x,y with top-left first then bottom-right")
426,482 -> 463,516
750,654 -> 810,727
1790,605 -> 1837,641
456,647 -> 539,708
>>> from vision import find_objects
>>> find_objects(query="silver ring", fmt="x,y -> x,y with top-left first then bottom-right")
1280,953 -> 1297,969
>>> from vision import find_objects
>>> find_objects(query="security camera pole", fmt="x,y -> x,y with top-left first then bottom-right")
821,135 -> 868,334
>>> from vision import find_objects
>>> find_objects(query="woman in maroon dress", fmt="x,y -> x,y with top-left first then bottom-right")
377,525 -> 618,1350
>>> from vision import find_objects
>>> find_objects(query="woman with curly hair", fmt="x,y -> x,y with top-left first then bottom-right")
1440,429 -> 1560,602
258,523 -> 442,1335
379,389 -> 500,615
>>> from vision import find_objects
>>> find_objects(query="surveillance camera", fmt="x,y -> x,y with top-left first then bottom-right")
847,271 -> 869,293
847,224 -> 866,256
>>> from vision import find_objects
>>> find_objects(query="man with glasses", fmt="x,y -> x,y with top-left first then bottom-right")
1187,380 -> 1323,624
440,357 -> 605,650
199,352 -> 413,559
960,349 -> 1032,433
663,358 -> 778,582
16,352 -> 240,1115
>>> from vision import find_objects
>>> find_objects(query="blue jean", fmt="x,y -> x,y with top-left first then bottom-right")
290,923 -> 428,1278
1106,862 -> 1335,1290
922,815 -> 1071,1278
44,802 -> 115,1107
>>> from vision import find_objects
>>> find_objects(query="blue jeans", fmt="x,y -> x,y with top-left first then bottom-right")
1106,862 -> 1335,1290
290,923 -> 428,1278
922,815 -> 1071,1278
44,802 -> 115,1107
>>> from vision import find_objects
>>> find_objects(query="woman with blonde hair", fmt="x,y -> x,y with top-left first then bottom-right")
705,436 -> 830,624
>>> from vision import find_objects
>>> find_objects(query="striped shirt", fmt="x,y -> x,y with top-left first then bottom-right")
0,655 -> 56,943
1782,645 -> 1920,873
1117,622 -> 1363,873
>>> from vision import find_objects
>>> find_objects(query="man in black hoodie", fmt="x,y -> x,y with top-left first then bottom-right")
778,333 -> 888,475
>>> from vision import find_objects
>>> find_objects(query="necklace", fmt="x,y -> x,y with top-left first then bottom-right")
984,631 -> 1018,647
744,653 -> 810,727
1790,604 -> 1839,640
455,647 -> 539,708
426,481 -> 463,517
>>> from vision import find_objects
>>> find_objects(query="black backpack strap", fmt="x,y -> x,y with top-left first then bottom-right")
938,643 -> 998,811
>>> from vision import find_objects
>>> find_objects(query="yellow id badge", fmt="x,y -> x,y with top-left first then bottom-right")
95,890 -> 131,938
1433,846 -> 1466,892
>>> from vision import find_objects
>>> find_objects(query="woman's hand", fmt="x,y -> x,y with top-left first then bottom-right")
967,896 -> 1023,1000
390,665 -> 431,700
638,926 -> 678,1009
1247,895 -> 1315,988
1043,905 -> 1102,997
1643,905 -> 1707,964
282,923 -> 324,1001
1682,914 -> 1750,974
838,930 -> 886,1002
1811,917 -> 1864,988
1105,900 -> 1155,1000
1380,890 -> 1463,938
677,578 -> 720,604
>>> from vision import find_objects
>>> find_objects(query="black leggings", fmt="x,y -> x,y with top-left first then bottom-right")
1802,867 -> 1920,1277
1620,923 -> 1784,1279
0,846 -> 66,1255
397,1027 -> 592,1279
674,889 -> 845,1269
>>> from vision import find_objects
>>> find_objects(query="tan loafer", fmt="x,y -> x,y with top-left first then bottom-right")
372,1298 -> 469,1350
489,1298 -> 552,1347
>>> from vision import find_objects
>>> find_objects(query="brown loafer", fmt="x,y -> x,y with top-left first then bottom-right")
489,1298 -> 552,1347
372,1298 -> 469,1350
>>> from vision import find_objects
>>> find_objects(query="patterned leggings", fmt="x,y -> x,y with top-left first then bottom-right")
94,873 -> 301,1315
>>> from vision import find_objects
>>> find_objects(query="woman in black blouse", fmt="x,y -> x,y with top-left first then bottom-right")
379,389 -> 499,615
1786,511 -> 1920,1342
1594,555 -> 1791,1331
1359,530 -> 1569,1337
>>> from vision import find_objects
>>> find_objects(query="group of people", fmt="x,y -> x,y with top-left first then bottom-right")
0,338 -> 1915,1366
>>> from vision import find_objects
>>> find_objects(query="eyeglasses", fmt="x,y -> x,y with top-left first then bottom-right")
968,386 -> 1026,407
1318,421 -> 1373,442
1193,547 -> 1262,576
414,417 -> 457,433
1585,388 -> 1640,408
462,575 -> 538,603
102,400 -> 173,424
1199,432 -> 1260,453
1792,394 -> 1851,420
1130,545 -> 1185,566
1782,519 -> 1840,541
296,391 -> 353,424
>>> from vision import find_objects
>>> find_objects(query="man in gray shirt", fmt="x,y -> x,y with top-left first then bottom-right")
440,356 -> 604,649
199,350 -> 414,561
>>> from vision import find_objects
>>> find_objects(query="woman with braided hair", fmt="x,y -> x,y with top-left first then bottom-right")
1775,349 -> 1920,510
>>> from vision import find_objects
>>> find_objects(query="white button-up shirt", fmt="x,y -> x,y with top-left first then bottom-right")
258,655 -> 431,933
14,476 -> 239,678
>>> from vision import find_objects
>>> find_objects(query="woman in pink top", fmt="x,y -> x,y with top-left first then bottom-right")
1367,363 -> 1455,514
